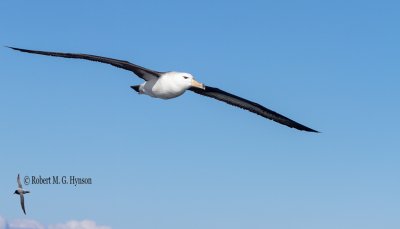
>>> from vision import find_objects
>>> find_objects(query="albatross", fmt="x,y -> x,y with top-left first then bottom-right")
8,46 -> 318,132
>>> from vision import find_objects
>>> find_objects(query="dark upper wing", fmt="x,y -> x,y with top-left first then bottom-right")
17,174 -> 22,188
189,86 -> 318,132
7,46 -> 162,81
20,194 -> 26,215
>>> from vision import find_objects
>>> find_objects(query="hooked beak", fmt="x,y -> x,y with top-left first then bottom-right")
191,79 -> 205,90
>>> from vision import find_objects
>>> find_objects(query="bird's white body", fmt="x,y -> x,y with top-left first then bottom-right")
138,72 -> 201,99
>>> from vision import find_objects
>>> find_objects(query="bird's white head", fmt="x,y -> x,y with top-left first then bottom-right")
170,72 -> 205,90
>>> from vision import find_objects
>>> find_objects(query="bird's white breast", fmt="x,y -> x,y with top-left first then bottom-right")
142,73 -> 187,99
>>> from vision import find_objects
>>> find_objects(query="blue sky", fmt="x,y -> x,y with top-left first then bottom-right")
0,0 -> 399,229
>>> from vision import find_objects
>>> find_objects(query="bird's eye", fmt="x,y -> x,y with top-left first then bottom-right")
183,76 -> 189,79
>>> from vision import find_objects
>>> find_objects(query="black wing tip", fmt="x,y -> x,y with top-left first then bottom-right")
6,46 -> 26,52
6,45 -> 17,50
295,124 -> 319,133
303,128 -> 320,133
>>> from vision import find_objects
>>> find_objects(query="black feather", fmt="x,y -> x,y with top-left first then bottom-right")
7,46 -> 162,81
189,86 -> 318,132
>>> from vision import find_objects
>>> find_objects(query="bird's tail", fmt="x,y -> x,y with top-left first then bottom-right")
130,85 -> 140,93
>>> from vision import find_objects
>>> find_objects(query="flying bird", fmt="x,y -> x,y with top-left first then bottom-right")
14,174 -> 30,215
8,46 -> 318,132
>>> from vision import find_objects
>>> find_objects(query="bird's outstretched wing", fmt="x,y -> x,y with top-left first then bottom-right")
7,46 -> 162,81
20,194 -> 26,215
17,174 -> 22,189
189,86 -> 318,132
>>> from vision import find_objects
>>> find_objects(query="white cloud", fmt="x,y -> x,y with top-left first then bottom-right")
8,219 -> 44,229
0,217 -> 110,229
0,216 -> 10,229
48,220 -> 111,229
